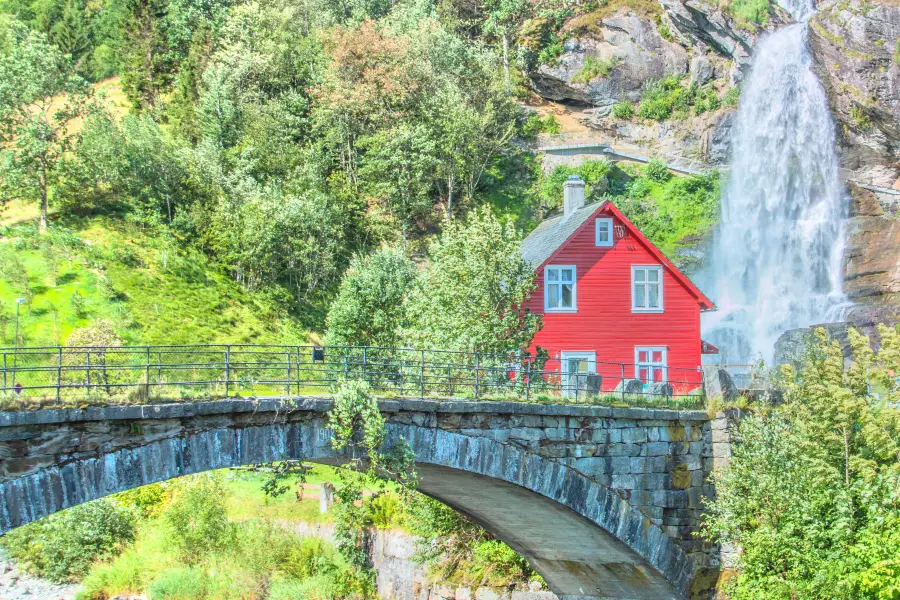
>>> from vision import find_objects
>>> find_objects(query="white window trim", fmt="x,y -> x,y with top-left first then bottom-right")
561,351 -> 597,397
595,217 -> 614,247
634,346 -> 668,383
544,265 -> 577,313
631,265 -> 664,313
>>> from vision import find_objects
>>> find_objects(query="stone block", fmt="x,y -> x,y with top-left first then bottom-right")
509,427 -> 544,442
644,442 -> 670,457
646,456 -> 669,473
573,456 -> 610,478
590,428 -> 609,443
620,428 -> 648,444
611,474 -> 637,489
456,588 -> 472,600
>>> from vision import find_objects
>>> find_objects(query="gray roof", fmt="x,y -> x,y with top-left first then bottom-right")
521,201 -> 604,268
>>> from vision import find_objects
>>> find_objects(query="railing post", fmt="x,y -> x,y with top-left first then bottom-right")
225,345 -> 231,398
621,363 -> 626,402
362,347 -> 368,384
145,347 -> 151,401
420,350 -> 425,399
2,353 -> 6,392
296,346 -> 301,395
474,353 -> 480,399
86,352 -> 91,392
447,363 -> 453,398
56,346 -> 62,405
525,358 -> 532,402
286,352 -> 292,397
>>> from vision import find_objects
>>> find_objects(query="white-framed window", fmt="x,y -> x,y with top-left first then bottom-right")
561,351 -> 596,396
544,265 -> 576,312
595,217 -> 614,247
635,347 -> 667,383
632,265 -> 663,312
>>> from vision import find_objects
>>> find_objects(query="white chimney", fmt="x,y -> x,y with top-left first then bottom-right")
563,175 -> 585,218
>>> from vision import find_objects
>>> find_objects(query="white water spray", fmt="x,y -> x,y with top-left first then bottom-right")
701,2 -> 849,364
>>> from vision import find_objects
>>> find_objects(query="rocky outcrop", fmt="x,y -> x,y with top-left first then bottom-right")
530,12 -> 689,111
807,0 -> 900,189
843,183 -> 900,303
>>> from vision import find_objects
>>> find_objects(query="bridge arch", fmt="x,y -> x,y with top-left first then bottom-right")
0,400 -> 707,600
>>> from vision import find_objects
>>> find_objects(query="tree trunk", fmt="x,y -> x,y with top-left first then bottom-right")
502,33 -> 510,93
447,176 -> 454,220
38,166 -> 48,233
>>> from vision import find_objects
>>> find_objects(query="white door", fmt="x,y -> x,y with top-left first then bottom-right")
561,352 -> 596,396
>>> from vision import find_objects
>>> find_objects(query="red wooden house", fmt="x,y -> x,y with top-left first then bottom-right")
521,176 -> 716,394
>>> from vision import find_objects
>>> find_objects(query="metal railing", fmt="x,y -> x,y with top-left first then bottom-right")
0,345 -> 706,410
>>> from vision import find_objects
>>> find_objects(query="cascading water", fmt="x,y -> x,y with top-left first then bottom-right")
700,0 -> 849,364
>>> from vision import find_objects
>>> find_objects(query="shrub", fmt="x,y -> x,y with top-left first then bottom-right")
645,159 -> 671,183
571,55 -> 619,84
114,483 -> 168,518
723,0 -> 770,25
1,499 -> 136,582
163,475 -> 234,562
612,102 -> 634,119
520,113 -> 561,137
471,540 -> 535,585
691,85 -> 721,115
722,86 -> 740,107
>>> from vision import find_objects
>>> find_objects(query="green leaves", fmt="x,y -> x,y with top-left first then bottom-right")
403,206 -> 540,355
704,326 -> 900,600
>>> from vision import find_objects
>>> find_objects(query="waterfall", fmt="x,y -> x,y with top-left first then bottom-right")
700,2 -> 849,364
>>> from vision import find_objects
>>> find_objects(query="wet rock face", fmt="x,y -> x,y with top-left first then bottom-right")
843,184 -> 900,303
807,0 -> 900,189
530,12 -> 689,111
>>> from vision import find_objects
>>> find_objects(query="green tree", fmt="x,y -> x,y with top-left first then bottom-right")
403,207 -> 540,354
164,474 -> 234,563
325,247 -> 417,349
0,22 -> 91,231
704,325 -> 900,600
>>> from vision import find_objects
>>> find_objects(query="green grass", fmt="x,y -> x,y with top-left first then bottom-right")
571,55 -> 619,84
0,218 -> 313,347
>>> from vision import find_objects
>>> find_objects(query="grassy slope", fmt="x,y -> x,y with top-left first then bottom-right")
0,217 -> 314,347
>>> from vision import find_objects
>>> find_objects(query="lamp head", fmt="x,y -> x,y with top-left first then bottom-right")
15,298 -> 25,304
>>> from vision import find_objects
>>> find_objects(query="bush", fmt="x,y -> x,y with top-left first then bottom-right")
571,55 -> 619,84
471,540 -> 535,585
163,475 -> 234,562
1,499 -> 136,582
636,78 -> 724,121
723,86 -> 740,107
520,113 -> 561,137
645,159 -> 671,183
612,102 -> 634,119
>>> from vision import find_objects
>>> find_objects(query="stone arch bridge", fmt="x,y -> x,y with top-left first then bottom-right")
0,398 -> 731,600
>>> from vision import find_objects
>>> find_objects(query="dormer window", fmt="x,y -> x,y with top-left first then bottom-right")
595,218 -> 614,247
545,265 -> 576,312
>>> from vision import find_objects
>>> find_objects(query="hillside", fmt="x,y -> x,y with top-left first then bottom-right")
0,218 -> 313,347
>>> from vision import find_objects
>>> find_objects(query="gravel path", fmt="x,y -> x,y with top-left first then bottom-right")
0,555 -> 78,600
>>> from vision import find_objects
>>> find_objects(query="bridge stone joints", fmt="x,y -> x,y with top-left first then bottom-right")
0,398 -> 726,600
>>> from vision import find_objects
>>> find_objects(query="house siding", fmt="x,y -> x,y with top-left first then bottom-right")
525,206 -> 703,392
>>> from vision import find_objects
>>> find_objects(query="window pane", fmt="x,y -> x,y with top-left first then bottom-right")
649,284 -> 659,308
598,221 -> 609,242
648,269 -> 659,282
638,351 -> 648,362
634,269 -> 645,282
561,269 -> 573,282
561,283 -> 573,307
548,284 -> 559,308
652,351 -> 663,363
639,367 -> 649,381
547,269 -> 558,282
635,284 -> 645,308
653,368 -> 663,382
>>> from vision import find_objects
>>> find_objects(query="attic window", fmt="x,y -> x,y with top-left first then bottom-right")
545,265 -> 576,312
595,218 -> 614,247
632,266 -> 663,312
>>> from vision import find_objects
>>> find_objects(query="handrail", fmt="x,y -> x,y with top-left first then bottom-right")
0,344 -> 707,410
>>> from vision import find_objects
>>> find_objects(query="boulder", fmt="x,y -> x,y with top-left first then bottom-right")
645,382 -> 673,398
701,367 -> 738,401
613,378 -> 644,395
690,55 -> 714,85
